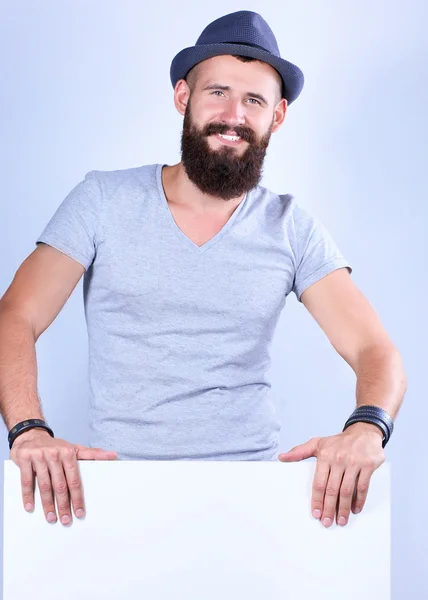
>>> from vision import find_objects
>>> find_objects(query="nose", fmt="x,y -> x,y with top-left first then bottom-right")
220,98 -> 246,127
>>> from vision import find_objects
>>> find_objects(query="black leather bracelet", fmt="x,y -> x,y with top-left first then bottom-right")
343,405 -> 394,448
8,419 -> 54,450
343,416 -> 389,447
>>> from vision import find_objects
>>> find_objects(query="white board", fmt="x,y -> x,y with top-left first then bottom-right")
3,460 -> 390,599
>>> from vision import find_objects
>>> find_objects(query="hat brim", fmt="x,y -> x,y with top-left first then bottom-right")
170,43 -> 304,105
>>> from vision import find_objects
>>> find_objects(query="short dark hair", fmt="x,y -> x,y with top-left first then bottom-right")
186,55 -> 283,105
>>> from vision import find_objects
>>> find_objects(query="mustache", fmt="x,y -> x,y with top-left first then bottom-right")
203,123 -> 256,144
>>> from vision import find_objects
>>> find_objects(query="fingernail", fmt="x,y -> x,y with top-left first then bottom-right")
61,515 -> 71,525
75,509 -> 85,518
312,509 -> 321,519
354,507 -> 361,514
338,516 -> 347,526
47,512 -> 56,523
25,503 -> 34,512
322,517 -> 332,527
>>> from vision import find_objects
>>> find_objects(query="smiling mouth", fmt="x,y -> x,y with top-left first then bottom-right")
218,133 -> 241,141
213,133 -> 245,146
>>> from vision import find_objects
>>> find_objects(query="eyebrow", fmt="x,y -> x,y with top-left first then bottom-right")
202,83 -> 269,106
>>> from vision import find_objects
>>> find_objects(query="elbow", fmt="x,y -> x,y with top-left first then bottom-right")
355,340 -> 407,383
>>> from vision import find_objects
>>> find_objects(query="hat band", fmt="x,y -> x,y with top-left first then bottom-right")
222,41 -> 272,53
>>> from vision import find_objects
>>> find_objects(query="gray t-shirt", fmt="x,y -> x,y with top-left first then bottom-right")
36,163 -> 352,461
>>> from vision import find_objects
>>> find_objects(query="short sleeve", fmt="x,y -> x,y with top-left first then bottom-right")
36,170 -> 102,270
291,203 -> 352,302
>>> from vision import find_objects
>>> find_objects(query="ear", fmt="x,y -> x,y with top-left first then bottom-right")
271,98 -> 288,133
174,79 -> 191,117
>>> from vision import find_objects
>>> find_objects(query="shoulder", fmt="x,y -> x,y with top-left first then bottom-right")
253,183 -> 319,239
87,163 -> 159,190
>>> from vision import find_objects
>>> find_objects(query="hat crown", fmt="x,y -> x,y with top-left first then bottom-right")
170,10 -> 304,104
196,11 -> 280,57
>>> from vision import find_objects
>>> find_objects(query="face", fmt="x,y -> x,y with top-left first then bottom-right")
175,55 -> 287,201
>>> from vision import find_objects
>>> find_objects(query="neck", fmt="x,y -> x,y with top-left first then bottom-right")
162,162 -> 246,214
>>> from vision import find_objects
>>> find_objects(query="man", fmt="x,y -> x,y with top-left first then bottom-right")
0,11 -> 406,531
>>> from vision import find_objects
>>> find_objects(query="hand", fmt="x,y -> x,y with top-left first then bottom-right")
278,423 -> 385,527
10,428 -> 117,526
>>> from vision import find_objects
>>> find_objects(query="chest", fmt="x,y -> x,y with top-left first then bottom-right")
91,192 -> 296,323
167,204 -> 233,248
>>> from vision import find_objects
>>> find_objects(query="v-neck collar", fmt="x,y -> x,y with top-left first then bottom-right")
155,163 -> 251,254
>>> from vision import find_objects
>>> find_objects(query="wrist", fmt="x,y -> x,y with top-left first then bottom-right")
8,418 -> 54,450
11,427 -> 52,447
344,421 -> 384,440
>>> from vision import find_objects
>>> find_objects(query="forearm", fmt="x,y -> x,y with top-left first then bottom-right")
345,343 -> 406,438
0,308 -> 45,430
354,343 -> 406,418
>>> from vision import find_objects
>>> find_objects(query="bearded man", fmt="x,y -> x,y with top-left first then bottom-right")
0,11 -> 405,532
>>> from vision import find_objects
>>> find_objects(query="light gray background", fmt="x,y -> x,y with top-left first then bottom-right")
0,1 -> 426,598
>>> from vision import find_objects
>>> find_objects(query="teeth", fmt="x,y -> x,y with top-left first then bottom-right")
218,134 -> 241,141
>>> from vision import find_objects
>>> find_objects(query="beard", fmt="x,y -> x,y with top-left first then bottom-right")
180,100 -> 273,201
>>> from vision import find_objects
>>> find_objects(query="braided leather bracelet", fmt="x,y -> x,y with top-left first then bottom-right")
343,405 -> 394,448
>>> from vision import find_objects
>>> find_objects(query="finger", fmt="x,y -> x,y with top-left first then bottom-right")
351,472 -> 360,512
16,448 -> 36,512
336,467 -> 360,526
46,448 -> 73,526
321,466 -> 346,527
311,460 -> 330,520
75,445 -> 118,461
62,447 -> 86,519
279,438 -> 318,462
32,455 -> 57,523
352,467 -> 373,514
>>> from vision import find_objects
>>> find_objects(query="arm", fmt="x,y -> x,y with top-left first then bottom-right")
300,267 -> 407,427
0,243 -> 85,430
0,243 -> 116,525
279,267 -> 407,528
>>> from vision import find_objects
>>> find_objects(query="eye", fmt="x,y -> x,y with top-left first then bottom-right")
211,90 -> 225,97
248,98 -> 261,105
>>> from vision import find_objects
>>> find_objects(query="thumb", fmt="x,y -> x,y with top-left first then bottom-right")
74,444 -> 118,461
278,438 -> 319,462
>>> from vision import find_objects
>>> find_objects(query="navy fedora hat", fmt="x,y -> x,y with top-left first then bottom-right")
170,10 -> 304,105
